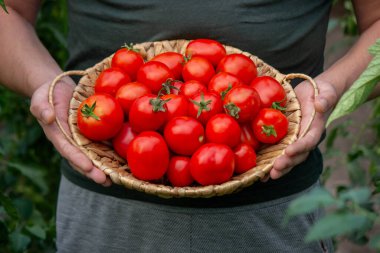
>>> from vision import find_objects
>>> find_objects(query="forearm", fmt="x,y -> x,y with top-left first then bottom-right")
0,6 -> 62,97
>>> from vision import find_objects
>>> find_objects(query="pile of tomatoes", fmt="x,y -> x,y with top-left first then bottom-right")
77,39 -> 289,187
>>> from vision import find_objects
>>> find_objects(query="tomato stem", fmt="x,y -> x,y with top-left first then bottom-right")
220,83 -> 233,100
159,79 -> 179,96
272,100 -> 286,112
121,42 -> 140,52
224,102 -> 241,119
150,97 -> 171,112
190,93 -> 211,118
81,101 -> 100,121
262,125 -> 277,137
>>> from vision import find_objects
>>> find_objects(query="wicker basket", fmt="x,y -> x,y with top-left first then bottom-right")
48,39 -> 318,198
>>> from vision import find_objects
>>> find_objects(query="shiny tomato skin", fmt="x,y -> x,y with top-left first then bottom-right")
186,39 -> 227,67
240,124 -> 261,151
77,94 -> 124,141
179,80 -> 207,98
190,143 -> 235,186
137,61 -> 174,94
129,94 -> 168,133
112,122 -> 137,160
252,108 -> 289,144
167,156 -> 194,187
115,82 -> 151,116
94,68 -> 131,97
188,92 -> 223,125
182,56 -> 215,85
164,116 -> 205,156
208,72 -> 241,96
127,131 -> 169,181
250,76 -> 287,108
205,114 -> 241,148
151,52 -> 185,80
234,143 -> 257,174
217,54 -> 257,85
161,94 -> 189,121
223,86 -> 261,123
111,48 -> 144,81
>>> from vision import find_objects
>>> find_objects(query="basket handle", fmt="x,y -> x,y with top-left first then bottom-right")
48,70 -> 87,146
282,73 -> 319,139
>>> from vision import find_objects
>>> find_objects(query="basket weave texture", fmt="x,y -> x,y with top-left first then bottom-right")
50,40 -> 316,198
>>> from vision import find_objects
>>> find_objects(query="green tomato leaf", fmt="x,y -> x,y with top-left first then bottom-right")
327,40 -> 380,127
305,213 -> 372,242
283,187 -> 337,225
0,0 -> 8,13
9,232 -> 31,253
0,192 -> 19,220
339,187 -> 371,205
26,224 -> 46,240
369,233 -> 380,251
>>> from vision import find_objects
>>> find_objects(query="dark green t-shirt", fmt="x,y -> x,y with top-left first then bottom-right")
62,0 -> 331,207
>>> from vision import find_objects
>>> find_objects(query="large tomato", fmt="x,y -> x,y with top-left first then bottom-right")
208,72 -> 241,98
111,46 -> 144,81
77,94 -> 124,141
234,143 -> 257,174
127,131 -> 169,181
179,80 -> 207,98
161,94 -> 189,121
190,143 -> 235,186
129,94 -> 169,133
94,68 -> 131,97
240,124 -> 261,151
151,52 -> 185,80
188,92 -> 223,125
182,56 -> 215,84
185,39 -> 226,67
112,122 -> 137,160
223,86 -> 261,123
164,116 -> 205,155
252,108 -> 289,144
115,82 -> 151,116
137,61 -> 174,94
167,156 -> 194,187
250,76 -> 287,109
205,114 -> 241,148
217,54 -> 257,85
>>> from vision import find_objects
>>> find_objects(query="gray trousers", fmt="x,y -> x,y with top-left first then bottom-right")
56,177 -> 333,253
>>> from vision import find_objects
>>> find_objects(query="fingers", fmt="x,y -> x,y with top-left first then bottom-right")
271,152 -> 309,179
30,83 -> 56,124
69,162 -> 113,187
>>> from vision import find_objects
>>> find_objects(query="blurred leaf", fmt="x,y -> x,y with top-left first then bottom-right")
26,224 -> 46,240
305,213 -> 371,242
7,161 -> 48,193
284,188 -> 338,224
13,198 -> 33,221
0,221 -> 9,245
38,23 -> 68,49
369,233 -> 380,251
0,192 -> 19,220
0,0 -> 8,13
347,160 -> 367,186
9,231 -> 31,253
339,187 -> 371,205
327,40 -> 380,126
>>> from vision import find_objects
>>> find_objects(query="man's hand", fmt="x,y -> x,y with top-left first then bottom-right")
29,78 -> 112,186
269,78 -> 339,180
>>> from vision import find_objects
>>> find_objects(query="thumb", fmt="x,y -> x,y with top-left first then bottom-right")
314,83 -> 339,114
30,83 -> 56,125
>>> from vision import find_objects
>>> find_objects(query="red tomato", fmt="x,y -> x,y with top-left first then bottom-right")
111,46 -> 144,81
217,54 -> 257,85
179,80 -> 207,98
223,86 -> 261,123
208,72 -> 241,98
77,94 -> 124,141
188,92 -> 223,125
161,94 -> 189,121
127,131 -> 169,181
205,114 -> 241,148
240,124 -> 261,151
129,94 -> 169,133
94,68 -> 131,97
250,76 -> 287,109
234,143 -> 257,174
167,156 -> 194,187
115,82 -> 151,116
164,116 -> 205,155
112,122 -> 137,160
151,52 -> 185,80
190,143 -> 235,186
137,61 -> 174,94
182,56 -> 215,84
185,39 -> 226,67
252,108 -> 289,144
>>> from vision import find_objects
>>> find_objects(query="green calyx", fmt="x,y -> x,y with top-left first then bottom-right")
224,102 -> 241,119
271,100 -> 287,112
262,125 -> 277,137
220,83 -> 233,100
81,102 -> 100,121
159,79 -> 179,96
150,96 -> 171,112
190,93 -> 212,118
121,42 -> 140,52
